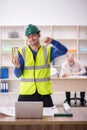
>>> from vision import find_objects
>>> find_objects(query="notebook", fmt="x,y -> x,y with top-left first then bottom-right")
15,101 -> 43,119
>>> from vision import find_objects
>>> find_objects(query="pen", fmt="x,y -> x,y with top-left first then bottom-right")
54,113 -> 73,117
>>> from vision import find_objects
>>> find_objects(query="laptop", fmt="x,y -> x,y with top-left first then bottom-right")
15,101 -> 43,119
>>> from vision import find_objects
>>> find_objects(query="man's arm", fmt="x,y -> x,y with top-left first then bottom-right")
43,37 -> 68,62
76,62 -> 86,76
50,39 -> 68,62
13,52 -> 24,78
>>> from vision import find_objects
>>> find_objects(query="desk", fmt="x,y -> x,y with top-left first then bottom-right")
52,77 -> 87,92
0,107 -> 87,130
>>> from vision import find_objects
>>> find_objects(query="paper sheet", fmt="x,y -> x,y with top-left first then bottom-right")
0,107 -> 15,116
0,106 -> 59,117
43,106 -> 59,116
69,76 -> 87,78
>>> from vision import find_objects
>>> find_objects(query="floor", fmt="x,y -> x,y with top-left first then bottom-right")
51,92 -> 87,107
0,92 -> 87,107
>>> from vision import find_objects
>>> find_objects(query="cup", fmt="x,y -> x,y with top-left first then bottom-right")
12,47 -> 18,58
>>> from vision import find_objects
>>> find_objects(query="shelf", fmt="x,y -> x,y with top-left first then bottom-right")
0,52 -> 12,54
0,78 -> 20,81
78,52 -> 87,54
79,39 -> 87,41
79,26 -> 87,39
1,65 -> 14,67
52,26 -> 77,39
0,92 -> 18,95
1,38 -> 24,41
0,25 -> 87,96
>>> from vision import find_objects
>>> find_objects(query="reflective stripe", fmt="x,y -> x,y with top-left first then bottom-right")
43,46 -> 48,65
21,77 -> 50,82
24,65 -> 50,70
22,47 -> 26,61
24,66 -> 34,70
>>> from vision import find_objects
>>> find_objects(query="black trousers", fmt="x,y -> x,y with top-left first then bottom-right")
65,91 -> 85,103
18,91 -> 54,107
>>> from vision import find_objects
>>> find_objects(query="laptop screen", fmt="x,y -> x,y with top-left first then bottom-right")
15,102 -> 43,119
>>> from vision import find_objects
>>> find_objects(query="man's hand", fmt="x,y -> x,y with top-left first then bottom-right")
62,74 -> 68,77
12,57 -> 20,68
43,37 -> 52,46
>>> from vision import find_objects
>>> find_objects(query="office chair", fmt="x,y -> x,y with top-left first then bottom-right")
64,91 -> 86,106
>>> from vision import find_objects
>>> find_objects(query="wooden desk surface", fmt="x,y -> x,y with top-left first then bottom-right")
0,107 -> 87,125
51,77 -> 87,91
52,76 -> 87,80
0,107 -> 87,130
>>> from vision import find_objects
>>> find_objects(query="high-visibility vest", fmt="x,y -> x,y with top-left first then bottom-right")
18,45 -> 52,95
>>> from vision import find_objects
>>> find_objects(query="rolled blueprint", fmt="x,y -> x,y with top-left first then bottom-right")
63,102 -> 72,114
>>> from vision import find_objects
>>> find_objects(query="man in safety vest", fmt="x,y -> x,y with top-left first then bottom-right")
12,24 -> 68,107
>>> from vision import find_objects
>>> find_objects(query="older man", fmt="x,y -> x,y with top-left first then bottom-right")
61,53 -> 86,106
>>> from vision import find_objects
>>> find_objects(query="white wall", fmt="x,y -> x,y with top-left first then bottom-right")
0,0 -> 87,25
